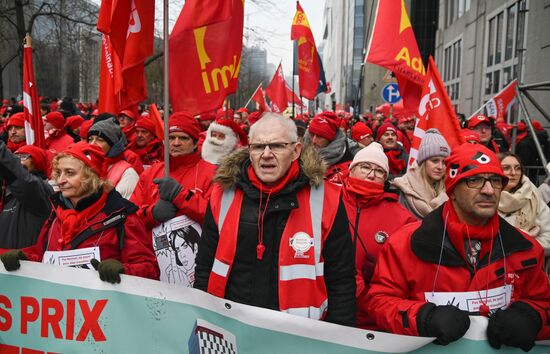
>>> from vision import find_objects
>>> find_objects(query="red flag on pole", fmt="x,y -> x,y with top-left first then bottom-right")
408,57 -> 464,167
365,0 -> 425,114
251,85 -> 270,112
266,64 -> 289,113
149,103 -> 164,140
169,0 -> 244,116
484,79 -> 518,121
285,83 -> 304,108
22,34 -> 45,148
98,34 -> 121,114
290,2 -> 326,100
97,0 -> 154,111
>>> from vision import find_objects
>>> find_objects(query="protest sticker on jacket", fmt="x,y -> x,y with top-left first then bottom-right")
152,215 -> 201,286
1,263 -> 550,353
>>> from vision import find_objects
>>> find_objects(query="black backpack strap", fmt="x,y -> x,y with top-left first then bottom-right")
70,212 -> 127,250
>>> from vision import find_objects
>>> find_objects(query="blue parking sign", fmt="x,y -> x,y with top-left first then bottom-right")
381,83 -> 402,104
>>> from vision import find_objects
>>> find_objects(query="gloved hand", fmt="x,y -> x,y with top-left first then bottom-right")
152,199 -> 178,223
418,304 -> 470,345
487,302 -> 541,352
153,177 -> 182,202
90,258 -> 124,284
0,250 -> 27,271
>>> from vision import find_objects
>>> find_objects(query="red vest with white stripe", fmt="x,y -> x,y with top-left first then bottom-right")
208,181 -> 340,320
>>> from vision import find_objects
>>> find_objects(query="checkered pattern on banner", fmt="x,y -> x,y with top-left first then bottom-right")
197,331 -> 236,354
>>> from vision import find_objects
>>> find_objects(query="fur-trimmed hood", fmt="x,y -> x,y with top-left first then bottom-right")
214,144 -> 327,189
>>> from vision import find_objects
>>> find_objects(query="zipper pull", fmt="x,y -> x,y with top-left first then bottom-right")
256,244 -> 265,260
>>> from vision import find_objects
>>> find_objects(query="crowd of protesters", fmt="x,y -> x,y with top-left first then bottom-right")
1,95 -> 550,351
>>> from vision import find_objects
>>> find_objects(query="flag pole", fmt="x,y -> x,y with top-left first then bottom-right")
244,82 -> 263,109
292,46 -> 296,118
163,0 -> 170,176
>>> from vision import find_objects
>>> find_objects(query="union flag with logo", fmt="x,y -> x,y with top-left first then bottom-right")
169,0 -> 244,116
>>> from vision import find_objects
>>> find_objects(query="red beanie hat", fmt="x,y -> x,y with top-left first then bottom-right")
376,123 -> 397,140
199,112 -> 216,122
169,112 -> 201,140
7,112 -> 26,128
45,111 -> 66,129
247,111 -> 262,126
79,120 -> 94,140
216,108 -> 234,120
61,141 -> 106,178
351,122 -> 373,142
16,145 -> 52,176
308,112 -> 339,141
66,115 -> 85,131
118,109 -> 136,120
135,117 -> 156,135
444,143 -> 506,194
210,118 -> 249,145
460,129 -> 480,143
236,107 -> 249,114
532,120 -> 544,132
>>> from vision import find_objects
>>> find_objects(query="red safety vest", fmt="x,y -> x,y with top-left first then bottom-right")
106,160 -> 132,187
208,182 -> 340,320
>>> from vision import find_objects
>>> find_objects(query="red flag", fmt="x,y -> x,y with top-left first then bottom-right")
174,0 -> 232,30
169,0 -> 244,116
149,103 -> 164,140
98,34 -> 121,114
251,85 -> 270,112
285,83 -> 304,108
97,0 -> 154,111
484,79 -> 518,121
265,64 -> 289,113
290,2 -> 326,100
365,0 -> 425,113
408,57 -> 464,167
22,34 -> 45,148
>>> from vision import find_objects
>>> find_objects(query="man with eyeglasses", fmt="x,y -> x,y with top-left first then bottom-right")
467,115 -> 508,153
366,143 -> 550,350
194,113 -> 356,326
0,140 -> 53,250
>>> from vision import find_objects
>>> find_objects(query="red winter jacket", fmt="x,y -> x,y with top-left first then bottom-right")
46,130 -> 74,154
130,151 -> 217,229
366,203 -> 550,339
342,186 -> 416,329
22,189 -> 159,280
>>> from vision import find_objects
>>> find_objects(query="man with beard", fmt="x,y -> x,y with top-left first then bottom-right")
201,117 -> 248,165
305,111 -> 360,185
366,143 -> 550,350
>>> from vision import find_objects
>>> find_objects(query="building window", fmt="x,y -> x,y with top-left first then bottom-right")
484,0 -> 526,100
446,0 -> 471,27
444,37 -> 462,106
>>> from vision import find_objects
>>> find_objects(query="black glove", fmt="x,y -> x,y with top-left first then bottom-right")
487,301 -> 541,352
90,258 -> 124,284
152,199 -> 178,223
153,177 -> 182,202
0,250 -> 27,271
417,303 -> 470,345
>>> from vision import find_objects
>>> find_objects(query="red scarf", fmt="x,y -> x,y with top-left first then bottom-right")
128,138 -> 162,163
55,190 -> 108,248
7,139 -> 26,152
443,201 -> 499,263
385,149 -> 406,175
345,177 -> 384,199
247,159 -> 300,195
169,150 -> 200,172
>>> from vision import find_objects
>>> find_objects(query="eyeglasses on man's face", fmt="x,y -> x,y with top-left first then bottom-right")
248,142 -> 296,155
463,175 -> 506,189
355,163 -> 386,179
15,153 -> 31,161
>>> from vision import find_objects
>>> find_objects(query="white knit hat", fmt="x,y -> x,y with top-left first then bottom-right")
349,142 -> 389,176
417,128 -> 450,165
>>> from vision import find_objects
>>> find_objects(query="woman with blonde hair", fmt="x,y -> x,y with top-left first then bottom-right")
0,142 -> 159,283
392,128 -> 450,219
498,152 -> 550,255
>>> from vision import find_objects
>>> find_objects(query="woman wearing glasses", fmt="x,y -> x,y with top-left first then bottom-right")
498,152 -> 550,257
392,129 -> 451,219
341,142 -> 416,328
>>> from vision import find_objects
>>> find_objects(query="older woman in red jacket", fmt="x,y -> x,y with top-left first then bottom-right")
342,142 -> 416,328
0,142 -> 159,283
